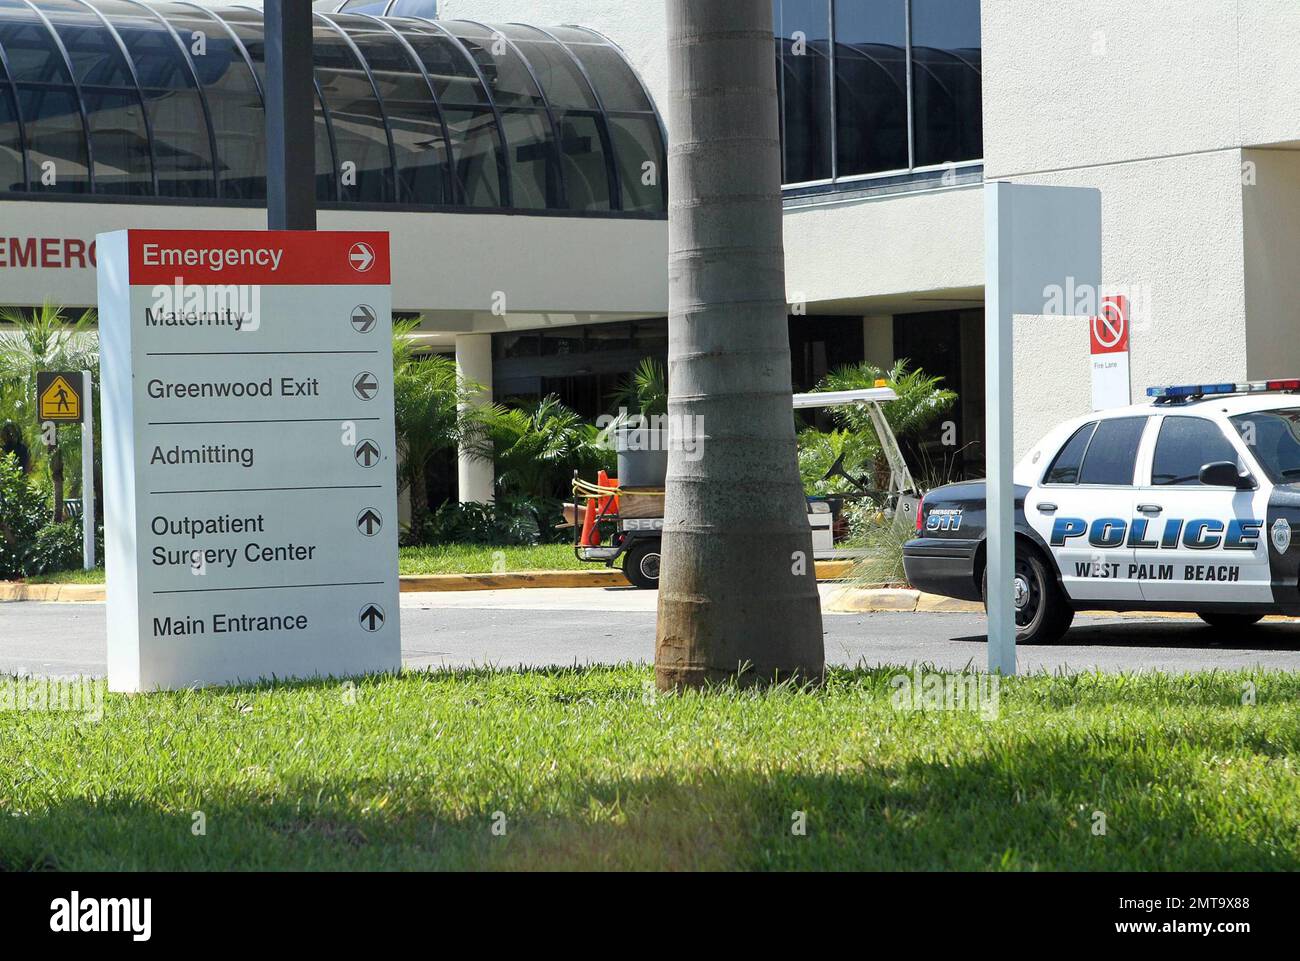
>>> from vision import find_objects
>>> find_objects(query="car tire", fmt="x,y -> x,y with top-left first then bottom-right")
982,545 -> 1074,645
1196,612 -> 1264,630
622,540 -> 661,590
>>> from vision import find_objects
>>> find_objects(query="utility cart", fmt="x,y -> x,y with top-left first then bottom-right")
569,386 -> 919,589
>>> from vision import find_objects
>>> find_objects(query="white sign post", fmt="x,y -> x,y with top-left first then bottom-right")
1090,295 -> 1131,409
81,369 -> 94,570
97,229 -> 400,692
984,182 -> 1101,676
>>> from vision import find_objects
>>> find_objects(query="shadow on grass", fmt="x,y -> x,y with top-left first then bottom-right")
3,738 -> 1294,872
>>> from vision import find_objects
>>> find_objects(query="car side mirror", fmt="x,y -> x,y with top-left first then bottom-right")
1199,461 -> 1253,489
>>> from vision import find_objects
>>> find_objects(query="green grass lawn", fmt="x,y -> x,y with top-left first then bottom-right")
2,666 -> 1297,871
19,543 -> 587,584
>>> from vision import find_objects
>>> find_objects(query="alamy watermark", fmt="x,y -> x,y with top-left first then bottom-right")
595,409 -> 705,461
1,676 -> 104,722
149,278 -> 262,332
890,668 -> 1000,720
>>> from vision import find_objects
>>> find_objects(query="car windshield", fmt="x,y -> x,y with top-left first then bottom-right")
1230,407 -> 1300,484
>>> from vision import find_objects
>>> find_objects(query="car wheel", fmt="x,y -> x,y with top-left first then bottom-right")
1196,612 -> 1264,630
622,541 -> 661,590
982,546 -> 1074,644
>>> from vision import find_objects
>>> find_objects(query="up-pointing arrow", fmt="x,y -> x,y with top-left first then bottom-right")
357,508 -> 382,535
354,439 -> 380,467
359,604 -> 385,631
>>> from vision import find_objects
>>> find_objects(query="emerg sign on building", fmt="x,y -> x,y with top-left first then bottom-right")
98,229 -> 400,692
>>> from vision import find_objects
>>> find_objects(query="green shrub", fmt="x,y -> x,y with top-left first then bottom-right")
0,452 -> 45,579
409,498 -> 558,547
23,519 -> 101,576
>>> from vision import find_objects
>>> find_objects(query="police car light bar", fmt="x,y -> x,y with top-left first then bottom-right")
1146,378 -> 1300,399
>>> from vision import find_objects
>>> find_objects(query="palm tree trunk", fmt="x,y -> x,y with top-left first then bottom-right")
409,456 -> 430,535
655,0 -> 824,689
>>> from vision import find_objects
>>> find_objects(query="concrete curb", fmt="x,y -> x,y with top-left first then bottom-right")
0,559 -> 858,603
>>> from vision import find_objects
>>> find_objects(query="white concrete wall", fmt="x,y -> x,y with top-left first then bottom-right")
0,201 -> 668,318
436,0 -> 670,114
981,0 -> 1300,455
781,184 -> 984,307
1243,148 -> 1300,380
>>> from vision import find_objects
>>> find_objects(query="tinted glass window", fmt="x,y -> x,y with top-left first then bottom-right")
555,110 -> 611,210
912,0 -> 982,167
444,21 -> 545,107
1151,417 -> 1240,486
560,39 -> 651,112
440,104 -> 503,206
1078,417 -> 1147,486
777,0 -> 831,183
606,113 -> 663,212
399,21 -> 490,105
334,15 -> 452,204
1232,409 -> 1300,485
99,1 -> 215,197
0,81 -> 23,190
313,17 -> 393,202
1044,422 -> 1096,485
501,27 -> 597,110
833,0 -> 907,176
500,107 -> 555,208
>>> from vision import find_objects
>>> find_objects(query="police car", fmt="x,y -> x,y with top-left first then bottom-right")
902,379 -> 1300,643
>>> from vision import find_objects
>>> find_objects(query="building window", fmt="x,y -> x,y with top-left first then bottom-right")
774,0 -> 982,187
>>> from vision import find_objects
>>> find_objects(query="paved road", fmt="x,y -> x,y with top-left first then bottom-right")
4,586 -> 1300,677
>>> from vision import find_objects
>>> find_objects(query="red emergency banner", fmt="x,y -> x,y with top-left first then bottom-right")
127,230 -> 390,285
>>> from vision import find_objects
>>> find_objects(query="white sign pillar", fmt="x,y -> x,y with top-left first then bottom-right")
984,182 -> 1101,675
81,370 -> 95,570
97,229 -> 401,691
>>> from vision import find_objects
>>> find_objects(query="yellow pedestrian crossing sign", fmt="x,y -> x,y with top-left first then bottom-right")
37,372 -> 83,423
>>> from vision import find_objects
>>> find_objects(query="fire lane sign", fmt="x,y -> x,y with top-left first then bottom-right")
97,229 -> 400,692
1090,294 -> 1132,410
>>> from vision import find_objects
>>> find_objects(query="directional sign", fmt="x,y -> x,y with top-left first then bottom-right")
96,229 -> 399,692
37,371 -> 83,423
351,304 -> 376,333
1090,294 -> 1131,410
352,371 -> 378,401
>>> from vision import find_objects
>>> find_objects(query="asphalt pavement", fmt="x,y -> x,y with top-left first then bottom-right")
3,585 -> 1300,678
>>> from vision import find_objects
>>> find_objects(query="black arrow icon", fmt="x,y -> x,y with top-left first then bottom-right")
354,439 -> 380,467
359,603 -> 385,632
351,304 -> 376,333
353,371 -> 378,401
357,508 -> 382,536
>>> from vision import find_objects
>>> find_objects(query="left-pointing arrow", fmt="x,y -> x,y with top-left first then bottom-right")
353,372 -> 378,400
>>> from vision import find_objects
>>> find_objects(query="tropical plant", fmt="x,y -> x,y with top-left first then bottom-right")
488,394 -> 612,501
391,318 -> 490,534
810,359 -> 958,488
0,452 -> 45,578
796,426 -> 879,496
0,301 -> 98,522
610,357 -> 668,417
655,0 -> 824,690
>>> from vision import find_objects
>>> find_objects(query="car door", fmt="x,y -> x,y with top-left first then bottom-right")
1132,413 -> 1272,605
1023,415 -> 1148,602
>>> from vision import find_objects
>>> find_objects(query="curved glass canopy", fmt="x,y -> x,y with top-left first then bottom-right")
0,0 -> 666,213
